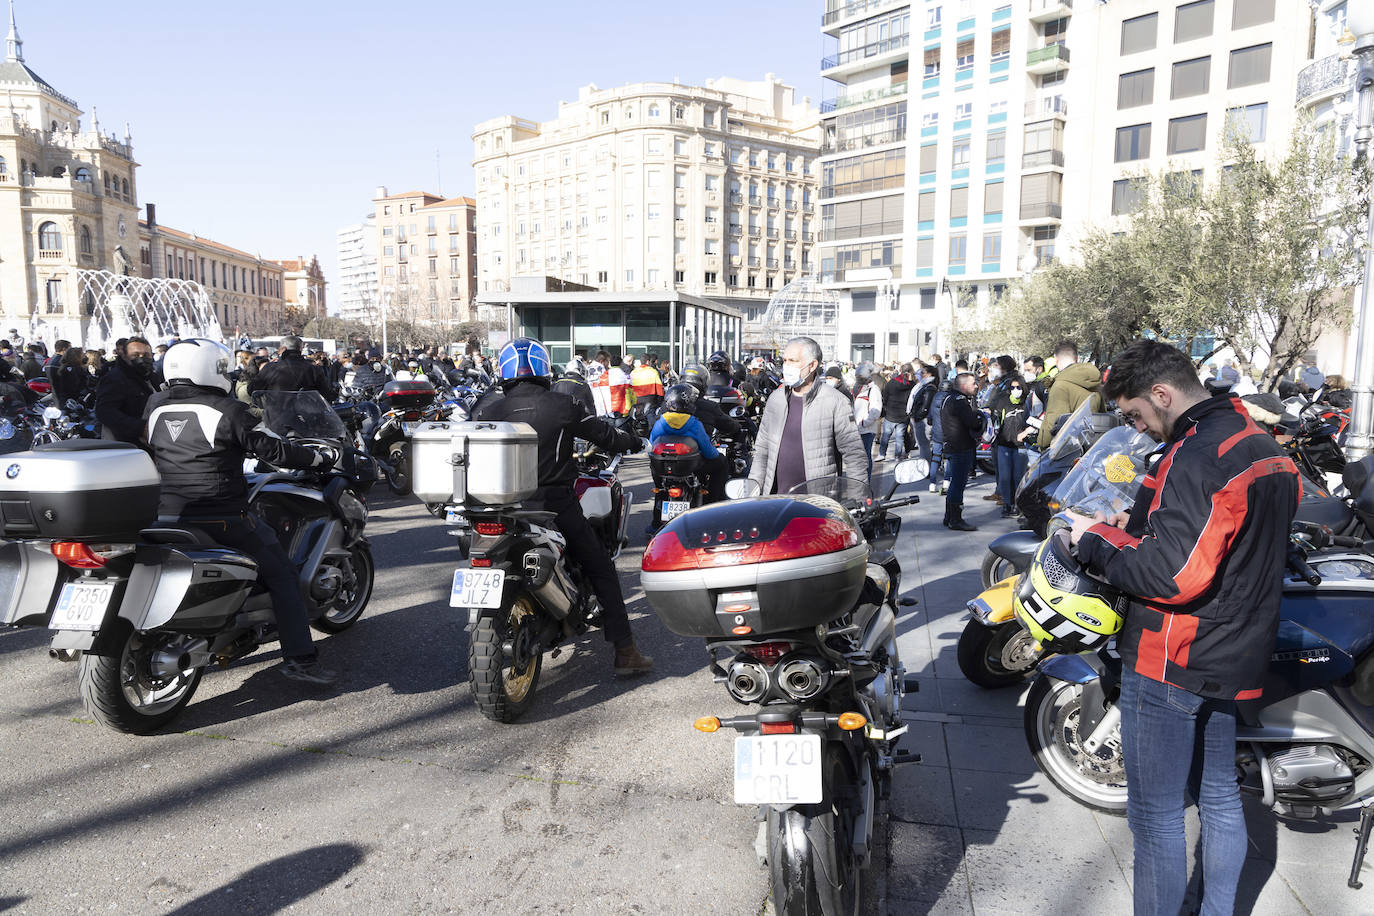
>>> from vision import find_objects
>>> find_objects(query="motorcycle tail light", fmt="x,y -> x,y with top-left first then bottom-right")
470,557 -> 493,568
668,487 -> 683,498
652,442 -> 693,456
473,522 -> 507,536
641,531 -> 697,571
50,542 -> 131,568
760,722 -> 796,735
750,641 -> 792,664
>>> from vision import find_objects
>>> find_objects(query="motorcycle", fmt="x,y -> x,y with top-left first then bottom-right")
641,459 -> 928,915
648,433 -> 708,532
372,377 -> 439,496
1024,521 -> 1374,890
414,419 -> 635,723
31,397 -> 99,445
0,391 -> 377,734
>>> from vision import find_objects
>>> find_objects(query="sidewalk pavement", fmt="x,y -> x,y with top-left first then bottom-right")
877,472 -> 1362,916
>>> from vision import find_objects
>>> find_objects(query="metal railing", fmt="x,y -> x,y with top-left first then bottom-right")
822,33 -> 910,71
767,228 -> 779,238
729,225 -> 742,236
749,256 -> 762,267
786,201 -> 799,211
729,191 -> 743,204
784,259 -> 797,269
749,196 -> 762,206
1027,44 -> 1070,67
1022,149 -> 1065,168
767,258 -> 780,269
820,82 -> 908,114
1296,54 -> 1353,105
1024,95 -> 1069,118
1019,202 -> 1063,220
785,230 -> 798,240
1029,0 -> 1072,13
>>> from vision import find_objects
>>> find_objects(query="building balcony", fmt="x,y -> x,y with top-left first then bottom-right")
38,249 -> 64,260
748,196 -> 762,206
1028,0 -> 1072,24
729,224 -> 742,236
767,228 -> 780,238
821,34 -> 910,82
748,226 -> 762,237
820,81 -> 908,114
767,258 -> 780,269
821,127 -> 906,155
1019,202 -> 1063,222
749,256 -> 762,267
785,200 -> 798,211
785,230 -> 798,240
1022,149 -> 1065,169
730,255 -> 742,266
802,231 -> 815,242
1296,54 -> 1354,108
766,198 -> 779,210
784,258 -> 797,269
1026,43 -> 1070,75
822,0 -> 906,31
1025,95 -> 1069,119
730,191 -> 744,204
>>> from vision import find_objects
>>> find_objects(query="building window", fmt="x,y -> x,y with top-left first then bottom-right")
1226,102 -> 1268,143
948,234 -> 967,266
918,190 -> 935,222
1121,12 -> 1158,53
74,167 -> 91,183
952,139 -> 971,170
986,130 -> 1006,166
924,45 -> 940,77
674,270 -> 685,283
1228,43 -> 1272,89
648,103 -> 661,119
1171,56 -> 1211,98
919,287 -> 935,309
1167,114 -> 1208,154
747,274 -> 756,288
982,233 -> 1001,263
1033,226 -> 1057,264
956,38 -> 974,71
916,237 -> 934,269
704,271 -> 717,285
954,102 -> 972,121
852,291 -> 877,312
1114,123 -> 1152,162
45,278 -> 62,313
919,143 -> 937,177
121,178 -> 129,199
1232,0 -> 1274,29
949,186 -> 969,220
1174,0 -> 1214,43
984,181 -> 1004,216
37,221 -> 61,250
990,28 -> 1010,62
1112,179 -> 1145,215
1117,68 -> 1154,108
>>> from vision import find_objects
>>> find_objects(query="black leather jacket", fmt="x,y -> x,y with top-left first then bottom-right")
250,351 -> 333,400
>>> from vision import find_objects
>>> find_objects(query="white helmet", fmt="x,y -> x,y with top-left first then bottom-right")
163,338 -> 232,393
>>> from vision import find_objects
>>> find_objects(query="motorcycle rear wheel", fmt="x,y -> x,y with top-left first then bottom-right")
979,550 -> 1018,590
386,442 -> 411,496
468,593 -> 542,723
767,749 -> 861,916
78,626 -> 203,735
312,545 -> 375,633
1023,676 -> 1128,815
957,620 -> 1036,689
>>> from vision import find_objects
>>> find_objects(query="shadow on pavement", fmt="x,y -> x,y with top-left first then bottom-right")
161,842 -> 367,915
0,898 -> 25,913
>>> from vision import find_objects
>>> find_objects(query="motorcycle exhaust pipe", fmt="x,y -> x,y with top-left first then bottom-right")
725,658 -> 770,703
48,648 -> 81,663
777,656 -> 831,701
523,550 -> 574,619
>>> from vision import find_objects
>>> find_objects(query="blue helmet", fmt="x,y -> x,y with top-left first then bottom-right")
497,337 -> 552,386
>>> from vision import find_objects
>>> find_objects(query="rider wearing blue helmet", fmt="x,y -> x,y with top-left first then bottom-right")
473,338 -> 653,676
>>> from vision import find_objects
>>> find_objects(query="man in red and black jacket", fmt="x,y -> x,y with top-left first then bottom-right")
1068,339 -> 1299,916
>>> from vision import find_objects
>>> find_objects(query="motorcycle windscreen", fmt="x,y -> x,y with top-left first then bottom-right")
1052,426 -> 1160,517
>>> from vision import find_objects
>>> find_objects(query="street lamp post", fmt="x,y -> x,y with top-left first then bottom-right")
1346,8 -> 1374,459
380,286 -> 391,357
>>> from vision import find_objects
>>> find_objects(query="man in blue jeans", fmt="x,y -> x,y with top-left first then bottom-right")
938,372 -> 983,530
1070,340 -> 1299,916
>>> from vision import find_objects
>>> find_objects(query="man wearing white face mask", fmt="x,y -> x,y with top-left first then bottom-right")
749,336 -> 868,496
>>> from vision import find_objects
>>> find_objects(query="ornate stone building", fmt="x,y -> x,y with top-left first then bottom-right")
0,6 -> 140,340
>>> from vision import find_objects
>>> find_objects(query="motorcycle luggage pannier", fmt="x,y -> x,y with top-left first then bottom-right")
379,379 -> 436,411
649,435 -> 702,479
412,420 -> 539,506
640,495 -> 869,638
0,441 -> 159,539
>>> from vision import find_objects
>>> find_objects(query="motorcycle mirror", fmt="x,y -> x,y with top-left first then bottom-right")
42,405 -> 62,421
892,458 -> 929,485
725,478 -> 760,500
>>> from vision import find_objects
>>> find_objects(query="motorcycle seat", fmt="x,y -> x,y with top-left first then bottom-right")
34,439 -> 140,453
1294,495 -> 1355,532
1344,455 -> 1374,500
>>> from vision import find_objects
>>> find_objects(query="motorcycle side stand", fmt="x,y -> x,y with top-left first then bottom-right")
1349,803 -> 1374,889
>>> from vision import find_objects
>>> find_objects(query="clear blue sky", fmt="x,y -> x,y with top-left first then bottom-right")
17,0 -> 824,299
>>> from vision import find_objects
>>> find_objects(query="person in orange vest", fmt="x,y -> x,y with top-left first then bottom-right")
629,355 -> 665,415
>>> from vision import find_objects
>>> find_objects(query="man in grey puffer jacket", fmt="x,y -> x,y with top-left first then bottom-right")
750,337 -> 868,495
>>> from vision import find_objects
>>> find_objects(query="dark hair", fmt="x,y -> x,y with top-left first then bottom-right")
1024,355 -> 1045,371
55,339 -> 71,352
955,359 -> 968,371
920,364 -> 937,379
595,350 -> 610,363
1102,340 -> 1206,402
127,335 -> 150,349
1054,340 -> 1078,359
995,354 -> 1017,376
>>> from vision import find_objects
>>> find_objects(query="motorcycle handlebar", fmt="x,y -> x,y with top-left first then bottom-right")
1286,546 -> 1322,587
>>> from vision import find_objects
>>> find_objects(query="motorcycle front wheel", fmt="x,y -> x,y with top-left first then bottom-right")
468,592 -> 542,723
312,544 -> 375,633
78,625 -> 204,735
979,550 -> 1018,590
1023,676 -> 1128,815
956,620 -> 1037,688
386,442 -> 411,496
767,749 -> 862,916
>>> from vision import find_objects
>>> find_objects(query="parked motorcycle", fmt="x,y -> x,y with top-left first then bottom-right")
412,419 -> 634,722
1024,522 -> 1374,890
641,459 -> 927,915
0,391 -> 377,734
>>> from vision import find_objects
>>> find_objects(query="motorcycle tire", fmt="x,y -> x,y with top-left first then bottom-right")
312,544 -> 375,633
767,749 -> 862,916
979,550 -> 1018,590
1023,676 -> 1128,815
468,592 -> 542,723
78,624 -> 203,735
957,620 -> 1036,689
386,442 -> 411,496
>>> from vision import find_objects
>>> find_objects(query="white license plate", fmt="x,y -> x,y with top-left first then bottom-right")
734,734 -> 823,805
49,581 -> 115,631
450,568 -> 505,609
402,421 -> 421,435
661,500 -> 691,520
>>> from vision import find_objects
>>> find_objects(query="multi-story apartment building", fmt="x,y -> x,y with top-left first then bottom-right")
372,188 -> 478,327
820,0 -> 1315,364
336,215 -> 377,322
272,256 -> 327,322
471,78 -> 821,345
0,8 -> 141,336
138,203 -> 287,334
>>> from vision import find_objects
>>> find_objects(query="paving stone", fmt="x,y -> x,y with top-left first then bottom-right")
887,821 -> 974,915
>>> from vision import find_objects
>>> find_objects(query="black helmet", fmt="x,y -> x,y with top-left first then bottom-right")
707,351 -> 731,374
663,383 -> 699,415
679,362 -> 709,392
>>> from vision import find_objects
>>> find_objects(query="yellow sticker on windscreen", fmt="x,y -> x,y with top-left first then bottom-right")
1104,453 -> 1138,484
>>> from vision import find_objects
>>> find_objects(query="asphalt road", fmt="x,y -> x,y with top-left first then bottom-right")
0,457 -> 880,916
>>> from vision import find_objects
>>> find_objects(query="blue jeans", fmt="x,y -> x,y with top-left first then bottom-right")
943,449 -> 974,507
878,419 -> 907,460
912,422 -> 932,463
1120,667 -> 1246,916
995,444 -> 1027,509
859,431 -> 874,478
